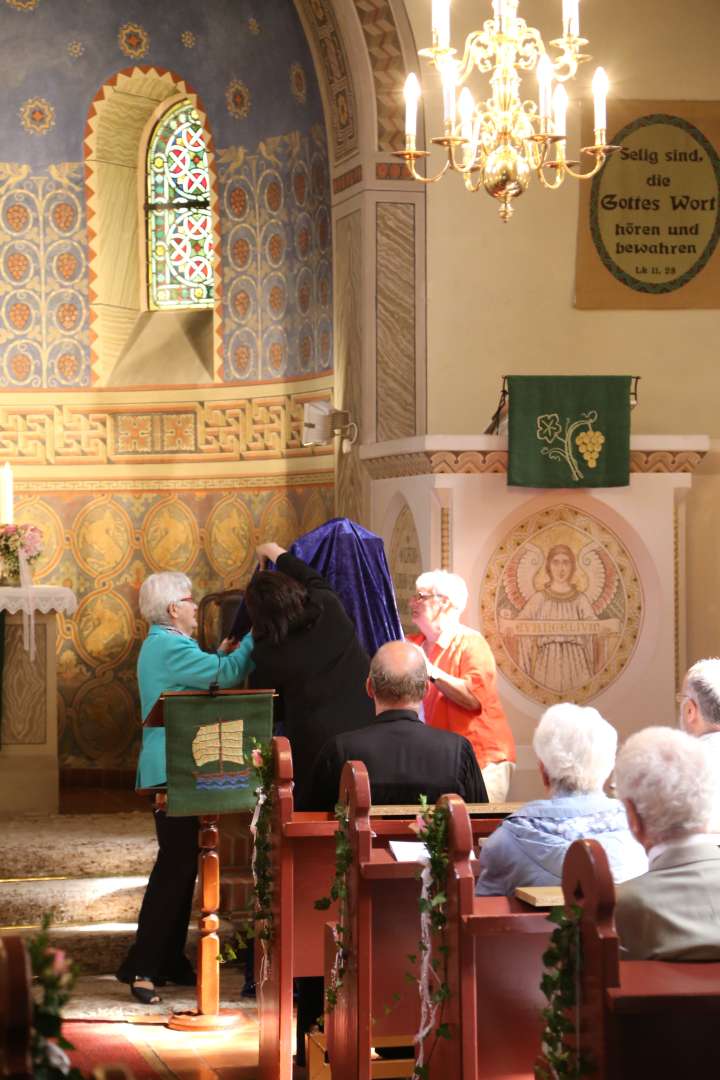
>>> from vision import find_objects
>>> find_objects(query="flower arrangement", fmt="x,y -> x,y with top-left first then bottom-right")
0,523 -> 43,584
27,914 -> 84,1080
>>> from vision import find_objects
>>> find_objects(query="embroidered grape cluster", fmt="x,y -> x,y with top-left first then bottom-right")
575,429 -> 605,468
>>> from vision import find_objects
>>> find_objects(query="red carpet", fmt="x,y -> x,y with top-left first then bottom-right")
64,1021 -> 163,1078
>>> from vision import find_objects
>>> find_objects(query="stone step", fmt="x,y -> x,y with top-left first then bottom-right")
12,918 -> 240,976
0,874 -> 149,927
1,812 -> 156,878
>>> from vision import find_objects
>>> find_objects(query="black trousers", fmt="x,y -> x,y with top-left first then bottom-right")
117,808 -> 198,981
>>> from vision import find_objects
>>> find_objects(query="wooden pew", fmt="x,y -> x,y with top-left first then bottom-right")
257,737 -> 517,1080
326,766 -> 552,1080
0,934 -> 33,1080
562,838 -> 720,1080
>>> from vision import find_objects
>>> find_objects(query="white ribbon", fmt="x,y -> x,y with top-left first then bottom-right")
250,785 -> 270,991
413,860 -> 442,1071
18,549 -> 35,661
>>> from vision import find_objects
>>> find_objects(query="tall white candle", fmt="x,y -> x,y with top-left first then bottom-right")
537,54 -> 553,121
404,74 -> 421,139
562,0 -> 580,38
440,61 -> 457,126
592,67 -> 608,134
2,463 -> 13,525
432,0 -> 450,50
552,84 -> 568,138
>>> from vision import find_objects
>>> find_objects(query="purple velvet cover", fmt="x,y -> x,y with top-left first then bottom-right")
288,517 -> 403,655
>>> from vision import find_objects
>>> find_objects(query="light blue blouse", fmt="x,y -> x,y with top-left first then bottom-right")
136,624 -> 254,789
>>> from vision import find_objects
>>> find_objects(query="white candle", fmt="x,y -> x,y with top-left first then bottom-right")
440,60 -> 457,126
404,73 -> 421,139
459,87 -> 474,145
432,0 -> 450,50
2,463 -> 13,525
563,0 -> 580,38
552,84 -> 568,138
537,54 -> 553,121
592,66 -> 609,134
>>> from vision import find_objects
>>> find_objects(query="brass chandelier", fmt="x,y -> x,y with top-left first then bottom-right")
395,0 -> 618,221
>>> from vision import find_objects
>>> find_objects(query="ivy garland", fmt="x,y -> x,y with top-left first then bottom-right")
314,800 -> 352,1010
535,905 -> 594,1080
224,739 -> 274,982
410,797 -> 452,1080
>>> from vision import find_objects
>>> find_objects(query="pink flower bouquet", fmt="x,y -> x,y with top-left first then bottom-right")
0,523 -> 43,583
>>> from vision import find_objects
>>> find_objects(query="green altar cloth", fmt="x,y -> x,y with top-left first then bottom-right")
507,375 -> 631,488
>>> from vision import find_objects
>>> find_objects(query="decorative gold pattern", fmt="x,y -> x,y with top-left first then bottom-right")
352,0 -> 406,152
388,503 -> 421,633
295,0 -> 358,163
0,390 -> 333,465
482,504 -> 643,706
364,448 -> 708,478
1,623 -> 47,745
440,507 -> 450,571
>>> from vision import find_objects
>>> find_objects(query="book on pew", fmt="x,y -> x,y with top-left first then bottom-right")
514,885 -> 565,907
389,841 -> 478,863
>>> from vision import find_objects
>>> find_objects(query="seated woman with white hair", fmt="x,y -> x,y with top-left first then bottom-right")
475,702 -> 647,896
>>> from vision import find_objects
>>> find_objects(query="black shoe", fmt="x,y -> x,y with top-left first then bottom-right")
130,976 -> 162,1005
156,969 -> 196,987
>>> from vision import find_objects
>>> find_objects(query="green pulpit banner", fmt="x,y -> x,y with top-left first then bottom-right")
162,689 -> 273,816
507,375 -> 631,488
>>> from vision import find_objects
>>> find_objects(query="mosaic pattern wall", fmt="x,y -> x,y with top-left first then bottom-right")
0,0 -> 331,388
0,2 -> 338,772
17,482 -> 334,768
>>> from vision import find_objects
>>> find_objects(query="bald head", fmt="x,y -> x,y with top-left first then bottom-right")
368,640 -> 428,712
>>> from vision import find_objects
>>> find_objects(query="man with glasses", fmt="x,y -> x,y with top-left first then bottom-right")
408,569 -> 515,802
677,657 -> 720,832
116,571 -> 253,1005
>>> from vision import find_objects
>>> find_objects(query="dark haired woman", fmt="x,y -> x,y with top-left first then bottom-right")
245,541 -> 374,810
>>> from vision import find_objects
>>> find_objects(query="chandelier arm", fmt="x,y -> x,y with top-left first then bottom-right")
535,165 -> 566,191
563,153 -> 608,181
405,156 -> 452,184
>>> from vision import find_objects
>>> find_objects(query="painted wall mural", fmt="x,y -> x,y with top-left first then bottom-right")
0,1 -> 337,772
17,481 -> 334,768
481,505 -> 643,706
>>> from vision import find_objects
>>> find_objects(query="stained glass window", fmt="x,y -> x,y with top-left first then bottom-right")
147,101 -> 214,310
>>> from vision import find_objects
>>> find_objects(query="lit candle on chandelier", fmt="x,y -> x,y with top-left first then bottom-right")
552,84 -> 568,139
592,66 -> 609,137
537,54 -> 553,122
562,0 -> 580,39
432,0 -> 451,51
440,60 -> 457,127
2,463 -> 13,525
404,73 -> 421,140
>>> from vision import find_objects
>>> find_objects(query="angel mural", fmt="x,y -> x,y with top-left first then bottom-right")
498,540 -> 623,695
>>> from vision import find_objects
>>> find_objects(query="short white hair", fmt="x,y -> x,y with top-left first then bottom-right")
139,572 -> 192,626
686,658 -> 720,728
615,726 -> 714,844
415,570 -> 468,614
533,702 -> 617,793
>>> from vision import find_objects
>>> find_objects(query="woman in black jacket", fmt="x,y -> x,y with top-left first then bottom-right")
245,541 -> 375,809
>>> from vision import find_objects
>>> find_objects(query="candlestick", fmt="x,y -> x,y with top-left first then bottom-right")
2,463 -> 13,525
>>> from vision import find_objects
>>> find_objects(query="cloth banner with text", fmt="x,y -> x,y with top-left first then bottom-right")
576,100 -> 720,309
507,375 -> 631,488
164,690 -> 273,816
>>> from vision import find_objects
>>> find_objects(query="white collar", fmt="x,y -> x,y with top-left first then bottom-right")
647,833 -> 713,868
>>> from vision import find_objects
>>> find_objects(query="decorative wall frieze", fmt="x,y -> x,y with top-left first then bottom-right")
333,164 -> 363,194
0,387 -> 333,467
362,445 -> 709,479
295,0 -> 358,164
352,0 -> 406,153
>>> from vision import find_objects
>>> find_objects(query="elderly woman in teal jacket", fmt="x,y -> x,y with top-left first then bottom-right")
116,571 -> 253,1004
